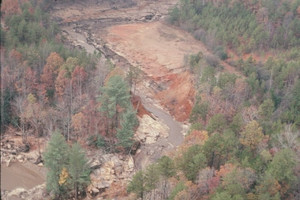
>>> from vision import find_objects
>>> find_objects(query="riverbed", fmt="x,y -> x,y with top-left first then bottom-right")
1,162 -> 46,191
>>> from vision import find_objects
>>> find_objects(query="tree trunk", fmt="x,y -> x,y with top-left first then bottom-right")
75,183 -> 78,200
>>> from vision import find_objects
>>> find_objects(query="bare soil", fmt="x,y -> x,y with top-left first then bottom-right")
102,21 -> 201,121
1,162 -> 45,191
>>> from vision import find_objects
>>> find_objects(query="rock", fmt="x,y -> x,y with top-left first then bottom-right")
136,115 -> 169,144
25,151 -> 40,163
18,144 -> 30,153
96,181 -> 111,189
7,188 -> 26,199
90,158 -> 102,170
34,155 -> 43,165
114,165 -> 123,177
17,154 -> 24,162
38,163 -> 44,167
91,187 -> 99,194
130,141 -> 141,155
127,156 -> 134,171
7,143 -> 12,149
6,158 -> 11,167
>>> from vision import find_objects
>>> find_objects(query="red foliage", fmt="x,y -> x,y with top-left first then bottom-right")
71,66 -> 87,95
46,52 -> 64,73
55,69 -> 69,97
1,0 -> 21,18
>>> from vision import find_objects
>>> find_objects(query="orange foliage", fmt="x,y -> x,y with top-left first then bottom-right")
55,69 -> 69,97
46,52 -> 64,74
185,130 -> 209,146
215,163 -> 235,178
72,112 -> 88,137
9,49 -> 23,63
1,0 -> 21,18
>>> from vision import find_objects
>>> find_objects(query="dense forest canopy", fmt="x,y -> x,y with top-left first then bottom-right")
1,0 -> 299,199
128,0 -> 300,199
1,0 -> 139,198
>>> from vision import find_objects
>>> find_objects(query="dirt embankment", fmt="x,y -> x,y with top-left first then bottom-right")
103,22 -> 201,121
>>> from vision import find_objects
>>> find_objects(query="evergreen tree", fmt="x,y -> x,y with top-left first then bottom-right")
128,170 -> 145,199
206,113 -> 227,134
158,156 -> 176,179
116,105 -> 138,151
69,142 -> 90,200
99,75 -> 131,134
44,132 -> 69,198
158,156 -> 176,199
267,148 -> 296,186
144,164 -> 159,192
179,144 -> 207,182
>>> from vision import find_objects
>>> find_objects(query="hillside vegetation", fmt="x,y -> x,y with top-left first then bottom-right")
127,0 -> 300,199
1,0 -> 138,198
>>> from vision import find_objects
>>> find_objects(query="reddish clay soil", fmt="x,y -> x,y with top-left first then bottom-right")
102,22 -> 207,121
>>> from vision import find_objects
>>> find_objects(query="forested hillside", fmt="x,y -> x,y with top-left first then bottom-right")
1,0 -> 300,199
1,1 -> 139,198
127,0 -> 300,199
1,0 -> 139,150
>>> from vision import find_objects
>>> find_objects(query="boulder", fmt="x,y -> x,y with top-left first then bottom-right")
91,187 -> 100,195
136,115 -> 169,144
17,154 -> 25,162
18,144 -> 30,153
90,158 -> 102,170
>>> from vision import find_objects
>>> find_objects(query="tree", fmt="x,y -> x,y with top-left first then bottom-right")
203,131 -> 238,170
230,113 -> 244,135
71,66 -> 87,97
1,0 -> 21,18
128,170 -> 145,199
158,156 -> 176,179
179,145 -> 207,182
158,156 -> 176,199
258,99 -> 274,120
69,143 -> 90,200
256,173 -> 281,200
127,66 -> 142,93
212,191 -> 232,200
99,75 -> 131,135
71,112 -> 88,139
40,52 -> 64,103
44,132 -> 69,198
239,120 -> 264,151
206,113 -> 227,134
144,164 -> 160,198
116,105 -> 138,151
267,148 -> 296,186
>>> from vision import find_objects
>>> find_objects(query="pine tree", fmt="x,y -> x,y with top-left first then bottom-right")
99,75 -> 131,134
69,142 -> 90,200
128,170 -> 145,199
44,132 -> 69,198
116,105 -> 138,151
158,156 -> 176,179
158,156 -> 176,199
144,164 -> 159,193
179,144 -> 207,182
